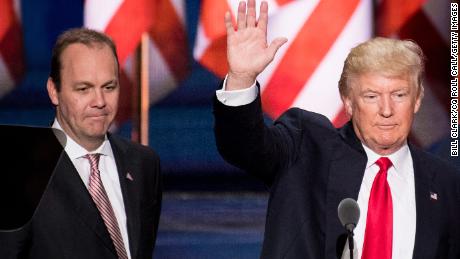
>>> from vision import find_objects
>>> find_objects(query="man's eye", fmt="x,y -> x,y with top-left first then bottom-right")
393,92 -> 408,100
77,87 -> 88,92
104,85 -> 116,91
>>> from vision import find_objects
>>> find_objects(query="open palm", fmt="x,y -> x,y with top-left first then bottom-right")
225,0 -> 287,90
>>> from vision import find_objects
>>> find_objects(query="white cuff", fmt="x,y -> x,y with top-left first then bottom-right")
215,75 -> 259,106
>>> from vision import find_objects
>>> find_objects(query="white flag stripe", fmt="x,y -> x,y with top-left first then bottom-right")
13,0 -> 22,22
170,0 -> 186,25
148,38 -> 178,103
193,24 -> 208,61
258,0 -> 320,90
0,58 -> 14,97
292,0 -> 372,119
84,0 -> 124,31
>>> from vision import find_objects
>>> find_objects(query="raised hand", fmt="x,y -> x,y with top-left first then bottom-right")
225,0 -> 287,90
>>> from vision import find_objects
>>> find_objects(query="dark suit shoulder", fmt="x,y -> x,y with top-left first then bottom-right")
108,134 -> 160,161
277,107 -> 338,139
411,145 -> 460,197
412,146 -> 460,177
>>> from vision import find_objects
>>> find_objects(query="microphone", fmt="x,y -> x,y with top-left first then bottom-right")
338,198 -> 360,259
338,198 -> 360,232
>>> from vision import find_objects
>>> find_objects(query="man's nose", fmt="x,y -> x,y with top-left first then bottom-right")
92,89 -> 106,108
379,95 -> 393,118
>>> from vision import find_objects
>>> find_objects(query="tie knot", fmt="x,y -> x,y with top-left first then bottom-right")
376,157 -> 392,172
85,153 -> 101,169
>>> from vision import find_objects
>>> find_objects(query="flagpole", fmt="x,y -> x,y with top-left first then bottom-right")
131,33 -> 150,145
140,32 -> 150,146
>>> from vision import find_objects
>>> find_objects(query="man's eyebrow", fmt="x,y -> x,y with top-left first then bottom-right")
101,79 -> 118,87
360,88 -> 379,93
73,81 -> 94,87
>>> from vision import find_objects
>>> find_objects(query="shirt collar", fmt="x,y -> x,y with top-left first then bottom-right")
362,142 -> 411,175
52,119 -> 111,160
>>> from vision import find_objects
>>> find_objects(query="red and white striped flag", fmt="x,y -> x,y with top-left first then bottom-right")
0,0 -> 25,98
84,0 -> 189,123
194,0 -> 372,127
376,0 -> 452,148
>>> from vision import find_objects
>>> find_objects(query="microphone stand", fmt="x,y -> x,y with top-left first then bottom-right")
346,224 -> 355,259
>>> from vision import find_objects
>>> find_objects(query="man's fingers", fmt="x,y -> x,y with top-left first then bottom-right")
267,37 -> 288,60
237,1 -> 247,30
225,11 -> 234,35
246,0 -> 257,28
257,1 -> 268,34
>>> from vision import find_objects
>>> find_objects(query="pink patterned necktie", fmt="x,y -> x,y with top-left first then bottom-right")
85,154 -> 128,259
361,157 -> 393,259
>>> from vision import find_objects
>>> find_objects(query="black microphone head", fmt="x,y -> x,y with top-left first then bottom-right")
338,198 -> 360,232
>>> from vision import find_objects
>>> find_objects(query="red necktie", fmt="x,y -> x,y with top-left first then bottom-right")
362,157 -> 393,259
86,154 -> 128,259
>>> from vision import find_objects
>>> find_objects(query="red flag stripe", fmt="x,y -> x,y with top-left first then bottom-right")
0,18 -> 24,82
261,0 -> 360,118
200,36 -> 228,77
0,0 -> 15,39
105,0 -> 154,64
201,0 -> 230,39
114,69 -> 133,125
195,0 -> 231,77
332,107 -> 349,128
275,0 -> 295,6
376,0 -> 425,36
0,0 -> 24,82
149,0 -> 189,81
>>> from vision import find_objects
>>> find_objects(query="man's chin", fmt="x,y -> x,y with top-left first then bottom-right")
85,130 -> 108,140
373,140 -> 404,154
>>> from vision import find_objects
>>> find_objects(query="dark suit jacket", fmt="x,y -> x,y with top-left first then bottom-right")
26,134 -> 162,259
213,94 -> 460,259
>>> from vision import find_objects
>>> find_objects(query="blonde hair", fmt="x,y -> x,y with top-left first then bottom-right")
339,37 -> 425,98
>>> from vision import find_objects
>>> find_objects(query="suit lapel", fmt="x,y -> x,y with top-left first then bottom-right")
325,122 -> 367,258
52,152 -> 117,255
109,135 -> 141,259
410,146 -> 440,259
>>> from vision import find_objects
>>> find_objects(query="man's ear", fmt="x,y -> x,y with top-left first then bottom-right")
47,78 -> 59,106
414,85 -> 424,114
342,95 -> 353,117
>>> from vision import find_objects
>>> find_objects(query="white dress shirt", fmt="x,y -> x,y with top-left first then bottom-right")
52,120 -> 132,258
216,78 -> 417,259
354,144 -> 416,259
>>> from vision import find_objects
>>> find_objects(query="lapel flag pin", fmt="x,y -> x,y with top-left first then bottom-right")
126,172 -> 134,181
430,192 -> 438,201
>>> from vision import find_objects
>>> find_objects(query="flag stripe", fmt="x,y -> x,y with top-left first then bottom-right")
149,0 -> 189,81
0,19 -> 24,82
261,0 -> 361,118
115,69 -> 133,125
193,0 -> 230,77
83,0 -> 123,32
275,0 -> 294,6
376,0 -> 425,36
201,0 -> 230,39
200,36 -> 228,77
0,0 -> 24,96
105,0 -> 153,64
